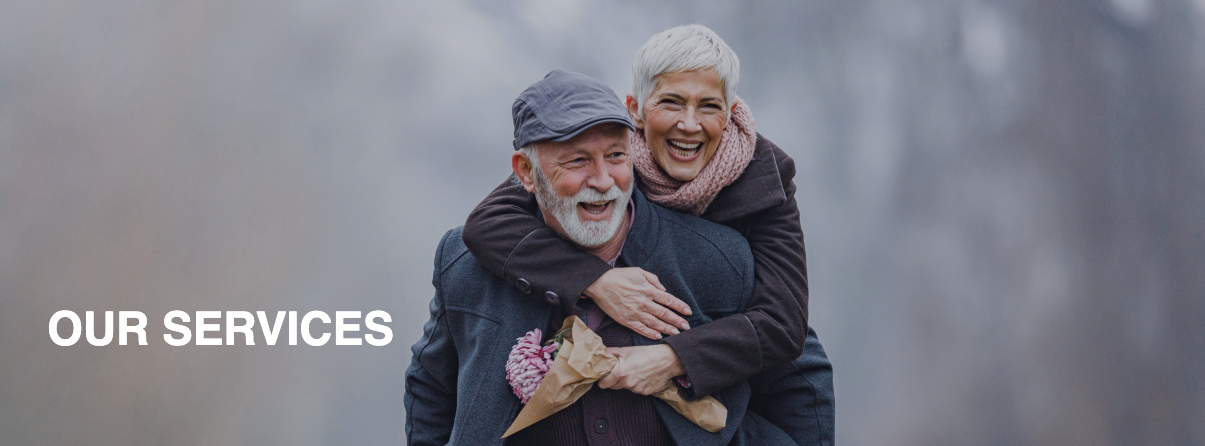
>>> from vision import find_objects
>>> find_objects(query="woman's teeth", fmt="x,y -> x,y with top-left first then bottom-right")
667,140 -> 701,157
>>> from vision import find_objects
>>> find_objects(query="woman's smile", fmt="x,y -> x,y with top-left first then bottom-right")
629,69 -> 730,182
666,139 -> 704,161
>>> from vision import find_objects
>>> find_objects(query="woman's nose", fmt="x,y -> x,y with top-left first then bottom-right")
677,110 -> 702,133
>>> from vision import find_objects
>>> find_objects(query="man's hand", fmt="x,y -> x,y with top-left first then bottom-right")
597,344 -> 686,395
584,267 -> 692,340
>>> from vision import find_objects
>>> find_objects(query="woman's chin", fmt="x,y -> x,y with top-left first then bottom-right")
655,152 -> 706,181
665,166 -> 703,182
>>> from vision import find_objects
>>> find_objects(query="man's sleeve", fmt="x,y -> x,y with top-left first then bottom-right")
404,231 -> 460,446
462,175 -> 612,314
746,327 -> 835,446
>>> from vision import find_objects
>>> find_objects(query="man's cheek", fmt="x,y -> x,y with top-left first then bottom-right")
611,167 -> 633,190
546,171 -> 575,196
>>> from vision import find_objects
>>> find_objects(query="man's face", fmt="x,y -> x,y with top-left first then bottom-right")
513,123 -> 634,248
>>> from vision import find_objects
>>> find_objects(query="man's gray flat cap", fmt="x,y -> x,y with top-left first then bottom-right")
512,69 -> 634,150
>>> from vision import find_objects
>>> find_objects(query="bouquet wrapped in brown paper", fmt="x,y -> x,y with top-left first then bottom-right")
502,315 -> 727,437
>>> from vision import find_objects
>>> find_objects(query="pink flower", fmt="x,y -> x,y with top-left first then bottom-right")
506,328 -> 558,403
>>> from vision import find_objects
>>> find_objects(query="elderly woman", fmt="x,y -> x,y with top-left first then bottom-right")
464,25 -> 819,405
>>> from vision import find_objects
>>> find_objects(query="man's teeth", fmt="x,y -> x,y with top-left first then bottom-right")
579,200 -> 611,214
667,140 -> 701,157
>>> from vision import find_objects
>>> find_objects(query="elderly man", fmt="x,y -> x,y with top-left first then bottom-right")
405,70 -> 833,445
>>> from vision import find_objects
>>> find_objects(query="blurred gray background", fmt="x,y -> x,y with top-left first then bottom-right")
2,0 -> 1203,444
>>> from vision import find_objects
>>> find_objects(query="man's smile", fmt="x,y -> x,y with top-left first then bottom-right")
579,200 -> 613,216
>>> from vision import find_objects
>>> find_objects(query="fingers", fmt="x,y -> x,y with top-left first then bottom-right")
641,270 -> 667,291
594,267 -> 692,336
642,304 -> 688,334
620,319 -> 664,340
651,289 -> 692,319
598,347 -> 626,389
630,383 -> 659,396
622,303 -> 682,338
628,379 -> 670,396
641,270 -> 691,317
596,346 -> 677,395
639,311 -> 681,338
598,371 -> 618,389
599,371 -> 642,392
615,295 -> 689,336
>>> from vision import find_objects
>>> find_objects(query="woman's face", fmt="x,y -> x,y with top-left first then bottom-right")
628,69 -> 730,182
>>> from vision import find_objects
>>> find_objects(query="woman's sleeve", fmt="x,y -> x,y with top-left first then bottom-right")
461,175 -> 613,314
663,148 -> 809,399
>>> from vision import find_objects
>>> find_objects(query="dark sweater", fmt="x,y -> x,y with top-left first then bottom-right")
506,304 -> 675,446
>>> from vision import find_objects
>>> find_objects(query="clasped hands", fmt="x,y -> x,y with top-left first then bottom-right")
597,344 -> 686,395
585,267 -> 691,395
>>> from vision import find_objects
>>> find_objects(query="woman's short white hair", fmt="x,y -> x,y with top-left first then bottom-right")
631,24 -> 740,110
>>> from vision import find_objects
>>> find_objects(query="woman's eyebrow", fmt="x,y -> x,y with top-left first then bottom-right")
660,92 -> 724,104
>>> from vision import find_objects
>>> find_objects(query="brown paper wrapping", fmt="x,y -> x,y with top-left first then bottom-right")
652,385 -> 727,433
502,316 -> 727,437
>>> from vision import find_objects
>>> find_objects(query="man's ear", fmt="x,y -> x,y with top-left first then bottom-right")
512,151 -> 537,193
626,95 -> 644,130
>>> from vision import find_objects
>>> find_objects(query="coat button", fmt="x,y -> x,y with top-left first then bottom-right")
544,291 -> 559,305
593,419 -> 608,433
515,278 -> 531,294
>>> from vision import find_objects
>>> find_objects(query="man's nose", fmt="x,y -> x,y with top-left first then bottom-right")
584,161 -> 615,192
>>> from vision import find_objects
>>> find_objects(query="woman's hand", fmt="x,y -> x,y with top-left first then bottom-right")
584,267 -> 692,340
597,345 -> 686,395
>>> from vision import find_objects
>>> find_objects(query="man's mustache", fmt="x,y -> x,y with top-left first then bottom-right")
567,185 -> 625,204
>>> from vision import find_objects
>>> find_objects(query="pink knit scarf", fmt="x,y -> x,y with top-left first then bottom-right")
631,99 -> 757,216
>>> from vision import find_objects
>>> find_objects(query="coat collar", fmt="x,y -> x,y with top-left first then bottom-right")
700,134 -> 787,223
616,188 -> 659,269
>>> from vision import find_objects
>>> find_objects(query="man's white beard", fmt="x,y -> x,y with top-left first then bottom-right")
531,165 -> 632,249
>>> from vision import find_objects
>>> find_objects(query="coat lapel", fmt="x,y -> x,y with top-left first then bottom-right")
624,198 -> 725,446
463,287 -> 552,445
701,135 -> 786,224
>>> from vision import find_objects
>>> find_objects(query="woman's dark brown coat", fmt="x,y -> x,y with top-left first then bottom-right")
462,134 -> 808,398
